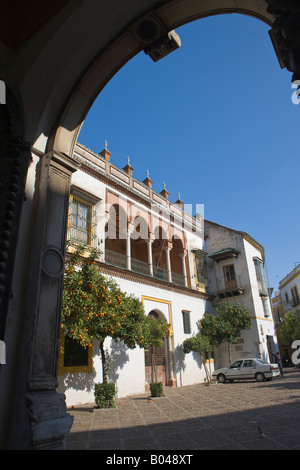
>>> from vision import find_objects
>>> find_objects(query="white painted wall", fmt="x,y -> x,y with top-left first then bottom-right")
58,277 -> 209,405
279,265 -> 300,313
58,170 -> 278,406
204,221 -> 278,367
59,167 -> 209,405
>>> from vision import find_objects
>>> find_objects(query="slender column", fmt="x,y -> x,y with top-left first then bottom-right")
180,252 -> 188,287
164,246 -> 172,282
126,229 -> 132,270
147,239 -> 153,276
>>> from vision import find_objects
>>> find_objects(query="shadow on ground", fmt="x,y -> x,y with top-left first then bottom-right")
66,368 -> 300,450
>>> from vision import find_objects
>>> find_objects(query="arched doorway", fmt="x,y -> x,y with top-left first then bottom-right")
1,0 -> 298,450
144,310 -> 169,389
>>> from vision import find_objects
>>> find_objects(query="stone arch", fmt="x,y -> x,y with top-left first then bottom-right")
1,0 -> 299,450
170,236 -> 184,273
48,1 -> 276,160
105,203 -> 128,268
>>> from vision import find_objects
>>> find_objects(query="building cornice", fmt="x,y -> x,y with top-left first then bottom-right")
279,265 -> 300,289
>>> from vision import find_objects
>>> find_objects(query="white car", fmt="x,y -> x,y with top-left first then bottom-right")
212,358 -> 280,383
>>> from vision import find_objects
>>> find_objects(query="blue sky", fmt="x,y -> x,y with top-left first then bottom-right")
79,13 -> 300,292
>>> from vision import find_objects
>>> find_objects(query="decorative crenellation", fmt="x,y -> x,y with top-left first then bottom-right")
75,142 -> 198,234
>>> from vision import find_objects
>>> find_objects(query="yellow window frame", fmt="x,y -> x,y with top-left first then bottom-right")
58,334 -> 93,375
193,251 -> 207,291
68,192 -> 96,246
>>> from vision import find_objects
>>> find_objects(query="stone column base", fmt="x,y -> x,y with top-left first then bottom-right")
27,391 -> 73,449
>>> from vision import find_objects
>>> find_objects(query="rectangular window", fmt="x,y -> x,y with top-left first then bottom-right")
182,310 -> 191,334
193,251 -> 207,288
223,264 -> 235,283
58,334 -> 92,375
204,347 -> 215,363
253,258 -> 268,296
291,286 -> 300,306
64,336 -> 89,367
68,191 -> 96,245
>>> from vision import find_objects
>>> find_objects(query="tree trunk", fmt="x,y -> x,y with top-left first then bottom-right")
200,352 -> 211,384
228,342 -> 232,365
150,345 -> 157,383
99,340 -> 107,383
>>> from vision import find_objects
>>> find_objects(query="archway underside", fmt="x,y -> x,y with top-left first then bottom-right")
50,0 -> 286,158
51,0 -> 299,159
1,0 -> 299,450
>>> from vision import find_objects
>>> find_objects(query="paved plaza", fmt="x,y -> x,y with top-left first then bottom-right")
66,368 -> 300,450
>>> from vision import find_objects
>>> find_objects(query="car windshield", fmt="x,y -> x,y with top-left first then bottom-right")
256,359 -> 268,364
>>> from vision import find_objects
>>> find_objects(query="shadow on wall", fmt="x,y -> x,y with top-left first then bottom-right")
58,339 -> 130,398
106,340 -> 130,386
174,344 -> 206,386
174,345 -> 186,387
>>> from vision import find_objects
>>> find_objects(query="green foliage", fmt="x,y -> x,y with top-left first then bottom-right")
141,314 -> 170,349
200,303 -> 252,364
199,314 -> 225,347
150,382 -> 164,397
62,243 -> 147,348
200,304 -> 252,346
94,382 -> 116,408
62,242 -> 170,384
183,334 -> 213,383
183,334 -> 212,355
280,310 -> 300,345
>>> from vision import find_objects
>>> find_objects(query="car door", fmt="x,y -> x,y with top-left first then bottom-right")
227,360 -> 243,379
241,359 -> 256,379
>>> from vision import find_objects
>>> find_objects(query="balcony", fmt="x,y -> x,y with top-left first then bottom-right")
105,249 -> 186,287
105,249 -> 127,269
170,271 -> 186,287
216,274 -> 244,298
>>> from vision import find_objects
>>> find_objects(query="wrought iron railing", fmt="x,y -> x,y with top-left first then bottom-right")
153,266 -> 169,282
171,272 -> 186,287
131,258 -> 150,275
105,249 -> 187,287
105,249 -> 127,269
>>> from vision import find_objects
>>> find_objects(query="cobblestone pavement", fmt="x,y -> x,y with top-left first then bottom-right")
66,368 -> 300,450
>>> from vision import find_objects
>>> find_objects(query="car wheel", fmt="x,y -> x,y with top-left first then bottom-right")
217,373 -> 226,384
255,372 -> 265,382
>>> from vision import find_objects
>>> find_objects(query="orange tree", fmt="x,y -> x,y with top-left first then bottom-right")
200,304 -> 252,364
61,243 -> 169,384
280,310 -> 300,345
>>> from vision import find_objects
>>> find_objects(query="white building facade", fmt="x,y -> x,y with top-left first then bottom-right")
57,143 -> 278,405
278,264 -> 300,314
205,221 -> 278,367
